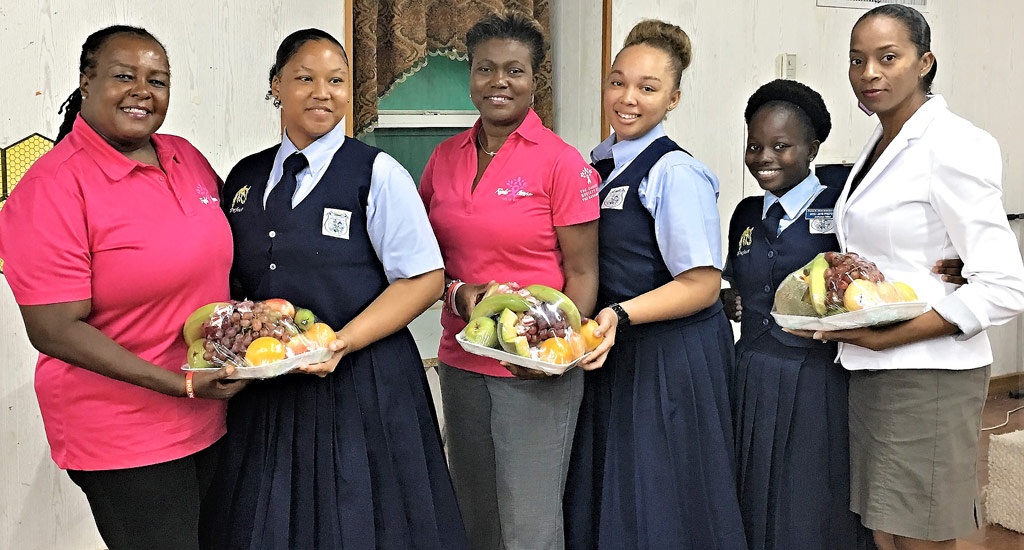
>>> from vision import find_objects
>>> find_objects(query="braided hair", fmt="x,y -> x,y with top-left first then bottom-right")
744,79 -> 831,145
56,25 -> 166,143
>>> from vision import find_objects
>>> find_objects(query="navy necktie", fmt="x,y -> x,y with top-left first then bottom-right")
593,157 -> 616,182
266,153 -> 308,218
763,201 -> 785,238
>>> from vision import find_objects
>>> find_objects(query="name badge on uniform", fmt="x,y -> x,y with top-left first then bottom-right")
601,186 -> 629,210
322,208 -> 351,240
805,208 -> 836,234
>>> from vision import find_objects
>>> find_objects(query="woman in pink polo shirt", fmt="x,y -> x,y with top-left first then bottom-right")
0,26 -> 246,550
419,10 -> 600,549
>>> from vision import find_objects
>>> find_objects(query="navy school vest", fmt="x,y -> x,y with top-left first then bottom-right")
221,138 -> 387,329
727,184 -> 841,350
596,136 -> 687,306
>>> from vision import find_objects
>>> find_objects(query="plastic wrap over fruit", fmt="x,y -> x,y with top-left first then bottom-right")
458,283 -> 603,373
773,252 -> 918,318
181,299 -> 335,377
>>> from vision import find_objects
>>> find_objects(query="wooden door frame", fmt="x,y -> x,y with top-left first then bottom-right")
601,0 -> 612,140
345,0 -> 354,136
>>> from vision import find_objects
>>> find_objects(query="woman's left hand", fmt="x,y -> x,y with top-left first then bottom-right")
785,325 -> 900,351
297,337 -> 349,377
932,258 -> 967,285
577,307 -> 617,371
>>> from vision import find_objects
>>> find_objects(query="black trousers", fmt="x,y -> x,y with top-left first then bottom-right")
67,438 -> 222,550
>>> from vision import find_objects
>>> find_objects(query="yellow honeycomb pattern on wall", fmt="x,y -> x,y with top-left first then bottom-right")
1,134 -> 55,213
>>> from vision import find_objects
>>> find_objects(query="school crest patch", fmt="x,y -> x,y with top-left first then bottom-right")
737,226 -> 754,256
229,185 -> 251,213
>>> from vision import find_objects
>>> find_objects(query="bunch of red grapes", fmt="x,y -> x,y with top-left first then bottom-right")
199,301 -> 295,364
822,252 -> 886,310
519,302 -> 570,347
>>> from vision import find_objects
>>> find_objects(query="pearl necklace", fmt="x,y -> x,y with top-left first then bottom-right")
476,132 -> 498,157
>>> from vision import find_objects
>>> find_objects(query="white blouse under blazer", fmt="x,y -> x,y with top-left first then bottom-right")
835,95 -> 1024,371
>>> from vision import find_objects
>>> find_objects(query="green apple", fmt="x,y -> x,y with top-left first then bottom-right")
294,308 -> 317,332
465,316 -> 499,348
186,338 -> 215,369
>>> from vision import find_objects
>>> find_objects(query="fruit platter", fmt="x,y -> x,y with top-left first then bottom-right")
771,251 -> 928,331
456,283 -> 603,375
181,298 -> 336,379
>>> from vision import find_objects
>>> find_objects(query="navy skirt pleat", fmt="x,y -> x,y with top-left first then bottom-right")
565,304 -> 748,550
200,330 -> 466,550
731,338 -> 874,550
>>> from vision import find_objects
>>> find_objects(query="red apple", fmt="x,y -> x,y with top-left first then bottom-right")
262,298 -> 296,321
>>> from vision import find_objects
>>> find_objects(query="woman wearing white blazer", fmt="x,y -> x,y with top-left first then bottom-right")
795,5 -> 1024,550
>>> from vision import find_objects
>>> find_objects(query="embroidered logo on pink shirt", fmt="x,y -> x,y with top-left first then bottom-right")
495,177 -> 533,202
579,167 -> 599,201
195,183 -> 219,205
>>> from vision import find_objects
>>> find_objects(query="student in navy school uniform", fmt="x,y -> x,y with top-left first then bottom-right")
720,79 -> 965,550
564,19 -> 747,550
721,79 -> 876,550
199,29 -> 466,549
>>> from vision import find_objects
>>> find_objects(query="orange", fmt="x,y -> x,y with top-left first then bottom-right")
578,319 -> 603,352
843,279 -> 881,311
307,322 -> 337,346
245,336 -> 287,366
566,332 -> 587,357
537,337 -> 577,365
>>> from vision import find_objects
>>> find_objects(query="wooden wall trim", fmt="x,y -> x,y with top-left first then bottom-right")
987,370 -> 1019,397
990,372 -> 1024,398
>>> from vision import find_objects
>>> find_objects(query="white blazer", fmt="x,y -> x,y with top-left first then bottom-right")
835,95 -> 1024,371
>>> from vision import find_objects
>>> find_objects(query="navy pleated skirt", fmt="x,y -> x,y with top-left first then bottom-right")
200,329 -> 467,550
564,303 -> 748,550
731,336 -> 874,550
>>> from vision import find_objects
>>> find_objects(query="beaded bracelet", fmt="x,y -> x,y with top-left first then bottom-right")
185,371 -> 196,399
444,279 -> 464,316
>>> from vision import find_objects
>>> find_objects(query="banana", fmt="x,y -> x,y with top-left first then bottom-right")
807,253 -> 829,316
525,284 -> 582,331
469,294 -> 531,321
182,301 -> 231,345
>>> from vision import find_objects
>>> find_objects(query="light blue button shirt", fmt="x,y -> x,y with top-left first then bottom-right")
762,172 -> 826,235
592,123 -> 723,273
263,122 -> 443,283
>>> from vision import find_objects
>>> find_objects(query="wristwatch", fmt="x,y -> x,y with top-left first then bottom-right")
608,303 -> 631,327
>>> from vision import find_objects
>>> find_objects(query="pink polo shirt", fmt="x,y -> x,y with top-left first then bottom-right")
0,116 -> 231,471
420,109 -> 600,377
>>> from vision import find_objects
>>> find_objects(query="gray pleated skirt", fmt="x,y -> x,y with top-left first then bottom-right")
848,366 -> 989,541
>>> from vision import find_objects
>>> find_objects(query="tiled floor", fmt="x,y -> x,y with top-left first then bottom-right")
959,394 -> 1024,550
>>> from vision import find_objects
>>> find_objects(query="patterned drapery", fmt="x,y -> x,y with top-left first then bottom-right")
352,0 -> 552,135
